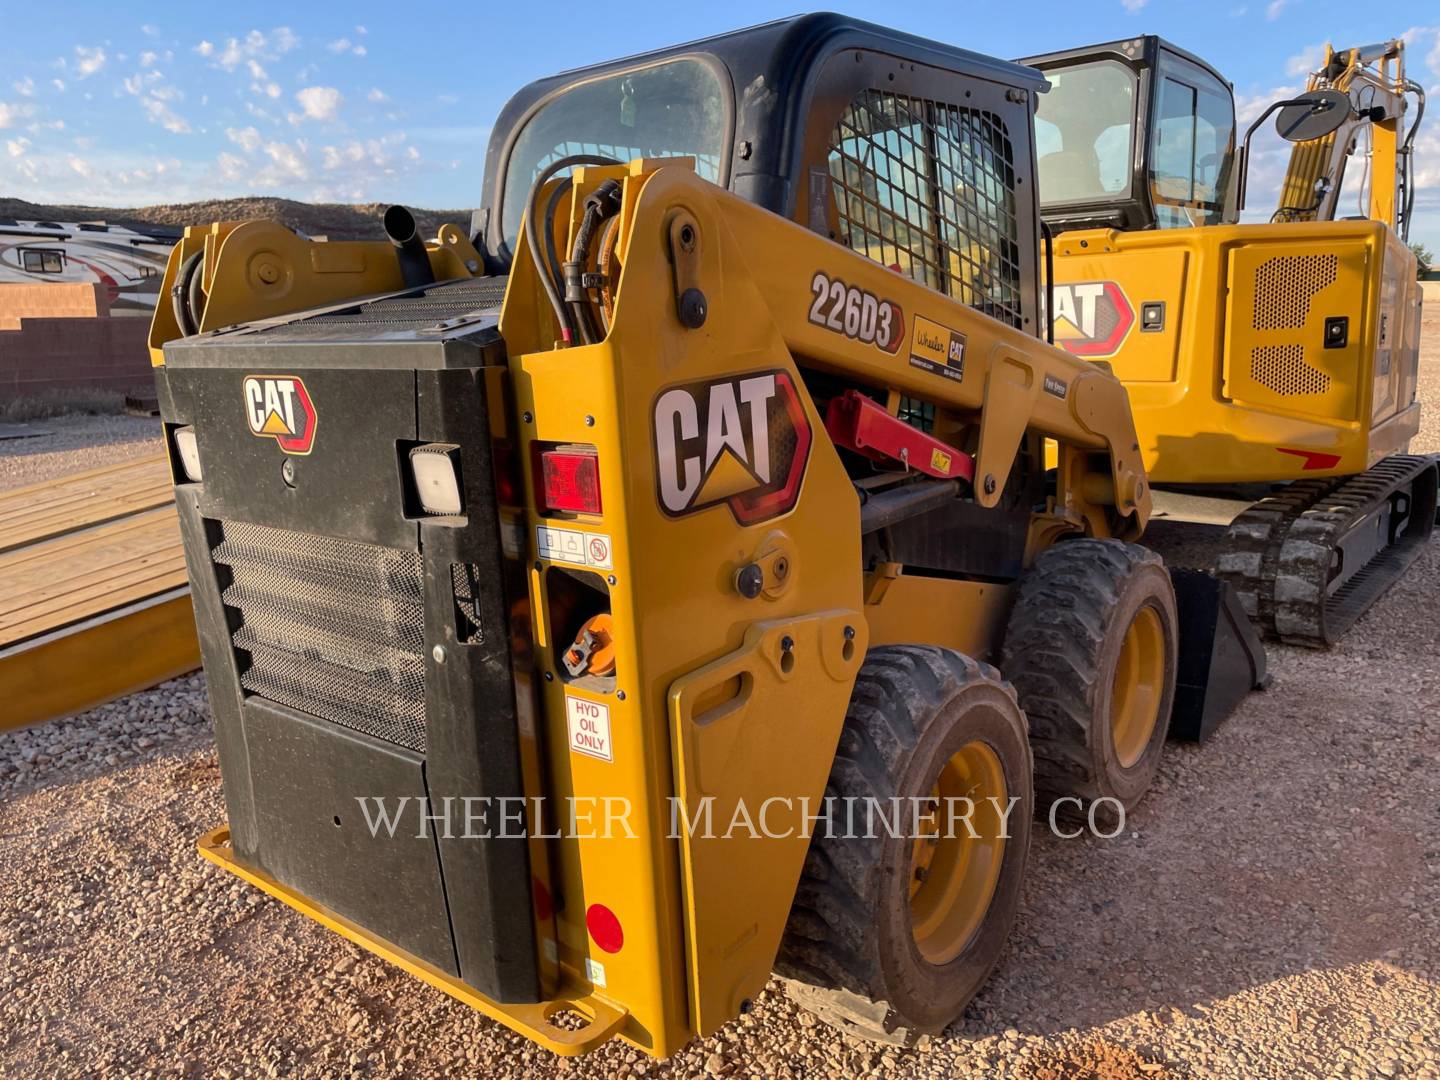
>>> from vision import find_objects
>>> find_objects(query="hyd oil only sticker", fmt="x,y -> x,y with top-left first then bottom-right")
536,525 -> 612,570
567,695 -> 613,762
908,316 -> 967,383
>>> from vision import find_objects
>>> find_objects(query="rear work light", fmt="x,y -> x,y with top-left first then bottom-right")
538,445 -> 602,515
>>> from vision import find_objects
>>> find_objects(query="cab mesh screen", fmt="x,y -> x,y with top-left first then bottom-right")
211,520 -> 428,752
829,90 -> 1023,328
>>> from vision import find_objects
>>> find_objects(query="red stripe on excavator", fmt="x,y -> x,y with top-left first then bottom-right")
1276,447 -> 1342,470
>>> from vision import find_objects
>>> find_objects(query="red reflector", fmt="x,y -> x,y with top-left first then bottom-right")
586,903 -> 624,954
541,450 -> 602,514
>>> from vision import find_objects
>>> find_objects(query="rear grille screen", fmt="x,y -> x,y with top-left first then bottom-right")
211,520 -> 428,752
1252,254 -> 1337,330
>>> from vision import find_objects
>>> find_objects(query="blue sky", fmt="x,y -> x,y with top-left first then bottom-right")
0,2 -> 1437,247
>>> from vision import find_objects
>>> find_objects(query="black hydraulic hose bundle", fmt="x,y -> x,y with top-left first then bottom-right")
170,250 -> 205,337
520,153 -> 622,345
564,178 -> 624,345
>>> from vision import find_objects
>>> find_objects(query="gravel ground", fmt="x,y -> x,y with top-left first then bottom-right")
0,412 -> 163,492
2,314 -> 1439,1080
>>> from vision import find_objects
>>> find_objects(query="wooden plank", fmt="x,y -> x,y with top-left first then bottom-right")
0,455 -> 200,730
0,508 -> 188,646
0,457 -> 175,553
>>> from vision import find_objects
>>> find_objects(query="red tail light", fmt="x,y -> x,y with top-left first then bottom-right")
538,446 -> 602,514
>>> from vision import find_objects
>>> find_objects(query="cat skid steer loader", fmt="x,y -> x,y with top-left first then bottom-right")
150,15 -> 1251,1058
1024,36 -> 1435,647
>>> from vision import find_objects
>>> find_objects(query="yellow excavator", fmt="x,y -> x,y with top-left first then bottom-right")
1023,35 -> 1435,646
146,13 -> 1275,1060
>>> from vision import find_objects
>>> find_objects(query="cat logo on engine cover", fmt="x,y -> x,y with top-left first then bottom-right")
652,369 -> 811,524
243,375 -> 317,455
1050,281 -> 1135,358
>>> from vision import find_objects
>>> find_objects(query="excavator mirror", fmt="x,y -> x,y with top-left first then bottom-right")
1274,89 -> 1351,142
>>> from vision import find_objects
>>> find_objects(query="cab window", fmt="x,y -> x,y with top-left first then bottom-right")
1149,56 -> 1234,227
1033,60 -> 1136,205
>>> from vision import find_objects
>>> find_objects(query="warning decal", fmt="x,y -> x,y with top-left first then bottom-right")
567,695 -> 613,762
908,316 -> 967,383
537,525 -> 613,570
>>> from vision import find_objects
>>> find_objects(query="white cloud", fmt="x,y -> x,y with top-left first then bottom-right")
0,102 -> 35,129
246,58 -> 267,80
367,87 -> 388,103
52,78 -> 65,92
294,85 -> 342,121
141,23 -> 159,36
208,28 -> 300,73
227,125 -> 263,152
405,145 -> 420,161
6,136 -> 29,157
1121,0 -> 1148,10
1265,0 -> 1290,19
140,95 -> 191,134
326,37 -> 366,57
263,139 -> 309,180
75,45 -> 107,78
1284,43 -> 1324,78
355,25 -> 368,35
139,51 -> 158,69
67,153 -> 92,178
12,77 -> 35,97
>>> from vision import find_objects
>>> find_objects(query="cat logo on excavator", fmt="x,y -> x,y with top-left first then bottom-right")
1050,281 -> 1135,359
652,369 -> 811,524
242,375 -> 317,455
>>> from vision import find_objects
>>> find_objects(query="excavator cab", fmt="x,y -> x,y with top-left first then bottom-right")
1020,36 -> 1238,233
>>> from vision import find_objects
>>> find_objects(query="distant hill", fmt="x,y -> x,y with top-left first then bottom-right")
0,196 -> 471,242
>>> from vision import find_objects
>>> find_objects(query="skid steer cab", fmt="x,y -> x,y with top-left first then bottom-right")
154,13 -> 1258,1060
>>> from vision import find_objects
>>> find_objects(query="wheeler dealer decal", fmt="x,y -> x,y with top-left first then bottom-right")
243,375 -> 317,455
1050,281 -> 1135,359
808,271 -> 904,354
652,369 -> 811,525
908,315 -> 967,383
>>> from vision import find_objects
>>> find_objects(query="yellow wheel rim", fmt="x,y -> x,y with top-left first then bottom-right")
908,740 -> 1007,965
1110,605 -> 1165,769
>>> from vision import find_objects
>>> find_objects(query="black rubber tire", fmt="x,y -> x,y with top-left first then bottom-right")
774,645 -> 1033,1046
1001,539 -> 1177,824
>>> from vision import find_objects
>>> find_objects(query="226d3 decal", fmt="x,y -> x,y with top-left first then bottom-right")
243,375 -> 317,455
808,271 -> 904,354
1050,281 -> 1135,359
653,370 -> 811,525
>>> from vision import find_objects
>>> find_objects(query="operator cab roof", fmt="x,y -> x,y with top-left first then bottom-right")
473,13 -> 1048,264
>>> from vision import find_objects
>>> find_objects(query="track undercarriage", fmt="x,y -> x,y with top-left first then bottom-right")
1216,456 -> 1439,647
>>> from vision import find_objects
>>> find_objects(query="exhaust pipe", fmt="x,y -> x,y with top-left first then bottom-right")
383,204 -> 435,289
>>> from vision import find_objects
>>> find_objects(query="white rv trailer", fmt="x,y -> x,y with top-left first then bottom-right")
0,219 -> 180,316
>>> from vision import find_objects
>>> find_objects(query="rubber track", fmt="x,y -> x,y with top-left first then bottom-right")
1217,456 -> 1437,647
774,645 -> 1016,1045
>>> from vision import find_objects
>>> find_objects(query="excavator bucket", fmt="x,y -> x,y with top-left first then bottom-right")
1168,569 -> 1269,742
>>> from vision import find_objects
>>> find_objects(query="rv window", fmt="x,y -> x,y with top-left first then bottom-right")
20,249 -> 65,274
828,89 -> 1023,328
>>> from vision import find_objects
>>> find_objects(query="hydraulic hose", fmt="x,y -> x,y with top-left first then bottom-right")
170,250 -> 204,337
521,154 -> 621,345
